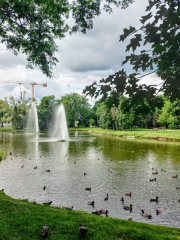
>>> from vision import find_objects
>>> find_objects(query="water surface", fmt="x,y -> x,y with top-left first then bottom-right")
0,131 -> 180,228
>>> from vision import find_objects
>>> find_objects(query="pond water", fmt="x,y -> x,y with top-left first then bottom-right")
0,131 -> 180,228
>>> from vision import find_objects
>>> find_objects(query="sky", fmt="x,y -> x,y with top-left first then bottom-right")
0,0 -> 162,106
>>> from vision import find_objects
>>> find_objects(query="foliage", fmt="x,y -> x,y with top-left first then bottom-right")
100,103 -> 112,129
0,0 -> 133,77
83,0 -> 180,102
0,100 -> 10,127
144,113 -> 152,129
58,93 -> 92,127
89,118 -> 95,126
110,104 -> 119,130
153,112 -> 159,128
37,95 -> 57,131
5,91 -> 30,130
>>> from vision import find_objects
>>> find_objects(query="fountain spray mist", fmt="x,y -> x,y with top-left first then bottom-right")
27,102 -> 39,136
52,103 -> 69,140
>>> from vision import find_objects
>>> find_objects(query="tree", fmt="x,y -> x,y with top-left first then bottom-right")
144,113 -> 152,129
153,112 -> 159,128
6,91 -> 30,130
117,96 -> 134,130
0,0 -> 133,77
110,104 -> 119,130
100,103 -> 112,129
37,95 -> 57,130
58,93 -> 92,127
0,100 -> 10,127
83,0 -> 180,102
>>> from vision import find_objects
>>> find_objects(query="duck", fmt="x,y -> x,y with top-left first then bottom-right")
150,196 -> 158,202
152,167 -> 157,171
123,204 -> 132,210
104,193 -> 108,201
91,210 -> 101,215
120,197 -> 124,202
34,166 -> 37,169
85,187 -> 91,190
176,187 -> 180,189
125,192 -> 131,196
156,209 -> 161,215
172,175 -> 177,178
43,186 -> 46,190
141,209 -> 152,218
84,173 -> 87,176
74,161 -> 76,164
21,165 -> 24,168
46,170 -> 50,172
128,216 -> 132,221
152,171 -> 158,174
62,206 -> 73,210
88,201 -> 95,206
150,178 -> 156,182
99,209 -> 108,215
178,199 -> 180,202
161,169 -> 167,172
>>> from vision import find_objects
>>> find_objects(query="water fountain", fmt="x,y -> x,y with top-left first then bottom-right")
26,102 -> 39,135
51,103 -> 69,140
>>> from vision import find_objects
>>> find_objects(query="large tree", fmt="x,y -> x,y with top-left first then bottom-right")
58,93 -> 92,127
83,0 -> 180,102
0,0 -> 133,77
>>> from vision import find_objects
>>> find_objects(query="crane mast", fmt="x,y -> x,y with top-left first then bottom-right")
0,80 -> 47,100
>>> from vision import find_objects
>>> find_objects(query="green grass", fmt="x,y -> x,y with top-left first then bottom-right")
0,191 -> 180,239
69,127 -> 180,141
0,127 -> 11,132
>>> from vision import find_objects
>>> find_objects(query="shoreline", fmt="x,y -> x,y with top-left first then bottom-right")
0,191 -> 180,239
69,127 -> 180,142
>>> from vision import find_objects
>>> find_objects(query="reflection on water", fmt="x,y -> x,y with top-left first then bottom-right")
1,131 -> 180,228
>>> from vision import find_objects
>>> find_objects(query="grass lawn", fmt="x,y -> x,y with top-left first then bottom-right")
69,127 -> 180,141
0,191 -> 180,239
0,127 -> 11,132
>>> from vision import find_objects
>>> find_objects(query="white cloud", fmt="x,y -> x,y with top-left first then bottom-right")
0,0 -> 153,106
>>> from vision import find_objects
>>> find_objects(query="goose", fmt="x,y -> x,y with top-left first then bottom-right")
176,187 -> 180,189
128,216 -> 132,221
120,197 -> 124,202
84,173 -> 87,176
74,161 -> 76,164
46,170 -> 50,172
141,209 -> 152,218
34,166 -> 37,169
150,178 -> 156,182
104,194 -> 108,201
178,199 -> 180,202
1,189 -> 4,192
85,187 -> 91,190
43,201 -> 53,205
99,209 -> 108,215
62,206 -> 73,210
150,196 -> 158,202
43,186 -> 46,190
123,204 -> 132,210
172,175 -> 177,178
125,192 -> 131,196
161,169 -> 167,172
156,209 -> 161,215
91,210 -> 101,215
152,171 -> 158,174
88,201 -> 95,206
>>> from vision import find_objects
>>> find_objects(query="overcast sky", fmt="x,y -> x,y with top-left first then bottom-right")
0,0 -> 161,106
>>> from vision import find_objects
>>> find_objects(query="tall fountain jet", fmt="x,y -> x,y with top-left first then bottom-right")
27,102 -> 39,135
52,103 -> 69,140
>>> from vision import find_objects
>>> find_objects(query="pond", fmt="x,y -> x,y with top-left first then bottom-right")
0,131 -> 180,228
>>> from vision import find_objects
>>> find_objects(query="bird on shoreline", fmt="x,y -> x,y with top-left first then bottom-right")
79,224 -> 87,236
42,224 -> 49,238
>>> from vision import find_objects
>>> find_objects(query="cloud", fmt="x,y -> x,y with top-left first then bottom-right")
0,0 -> 152,106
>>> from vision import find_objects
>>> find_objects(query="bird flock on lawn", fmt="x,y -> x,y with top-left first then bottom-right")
3,151 -> 180,237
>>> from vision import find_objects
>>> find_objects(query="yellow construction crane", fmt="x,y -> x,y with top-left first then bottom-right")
0,80 -> 47,100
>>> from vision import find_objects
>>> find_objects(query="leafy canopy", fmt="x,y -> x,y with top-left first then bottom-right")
83,0 -> 180,102
0,0 -> 133,77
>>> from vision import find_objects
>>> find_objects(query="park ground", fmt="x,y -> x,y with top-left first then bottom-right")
0,191 -> 180,240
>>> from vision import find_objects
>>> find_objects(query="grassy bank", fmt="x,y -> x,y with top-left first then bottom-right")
0,191 -> 180,240
0,127 -> 11,132
69,127 -> 180,141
